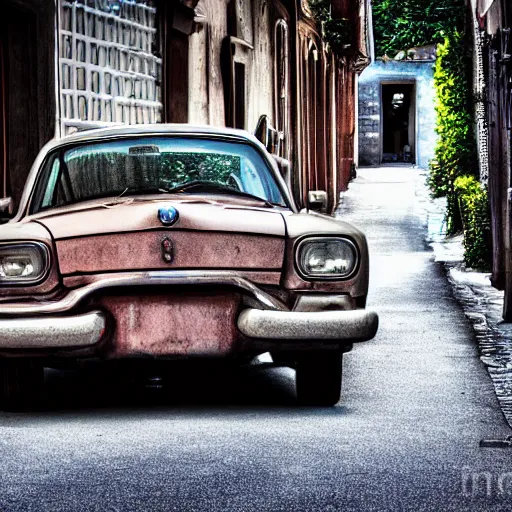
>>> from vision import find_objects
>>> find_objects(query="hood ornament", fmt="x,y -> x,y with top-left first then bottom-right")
158,205 -> 179,226
161,237 -> 174,263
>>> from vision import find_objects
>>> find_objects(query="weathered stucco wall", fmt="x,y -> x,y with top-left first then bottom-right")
249,0 -> 274,134
358,60 -> 437,169
188,0 -> 274,132
188,0 -> 229,126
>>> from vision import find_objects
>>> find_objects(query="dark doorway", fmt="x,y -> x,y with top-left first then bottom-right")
233,62 -> 246,129
0,34 -> 6,198
1,4 -> 39,203
381,83 -> 415,164
0,2 -> 55,208
166,28 -> 189,123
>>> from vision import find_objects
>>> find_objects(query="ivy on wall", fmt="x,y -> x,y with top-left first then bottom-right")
429,32 -> 478,235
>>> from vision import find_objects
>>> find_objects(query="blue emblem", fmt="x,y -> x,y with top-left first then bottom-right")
158,205 -> 179,226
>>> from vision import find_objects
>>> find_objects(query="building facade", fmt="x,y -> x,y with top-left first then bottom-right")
469,0 -> 512,318
357,56 -> 437,169
1,0 -> 372,214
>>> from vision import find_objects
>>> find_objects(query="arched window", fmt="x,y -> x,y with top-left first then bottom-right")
274,19 -> 289,158
306,39 -> 318,191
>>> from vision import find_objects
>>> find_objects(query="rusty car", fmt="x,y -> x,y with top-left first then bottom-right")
0,124 -> 378,408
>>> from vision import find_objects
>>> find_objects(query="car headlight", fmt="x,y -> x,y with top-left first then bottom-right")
0,243 -> 49,284
296,237 -> 358,279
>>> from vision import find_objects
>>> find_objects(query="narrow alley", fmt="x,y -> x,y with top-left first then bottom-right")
1,167 -> 512,511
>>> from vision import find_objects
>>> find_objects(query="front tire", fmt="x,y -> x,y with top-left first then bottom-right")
295,352 -> 343,406
0,360 -> 44,411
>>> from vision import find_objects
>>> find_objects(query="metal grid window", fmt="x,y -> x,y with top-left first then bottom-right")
58,0 -> 162,135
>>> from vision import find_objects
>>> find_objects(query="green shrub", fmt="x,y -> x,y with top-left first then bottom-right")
454,175 -> 491,270
429,32 -> 478,235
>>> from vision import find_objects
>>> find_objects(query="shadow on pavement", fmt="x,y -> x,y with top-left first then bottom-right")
0,361 -> 350,419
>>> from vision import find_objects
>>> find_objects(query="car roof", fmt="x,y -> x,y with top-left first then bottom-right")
55,123 -> 262,147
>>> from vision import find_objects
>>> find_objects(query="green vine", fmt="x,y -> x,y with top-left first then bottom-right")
429,32 -> 478,235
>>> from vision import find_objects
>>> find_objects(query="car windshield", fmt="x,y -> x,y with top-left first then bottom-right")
30,137 -> 287,213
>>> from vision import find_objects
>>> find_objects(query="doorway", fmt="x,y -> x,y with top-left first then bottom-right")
381,83 -> 416,164
0,2 -> 56,208
1,3 -> 40,203
0,22 -> 6,198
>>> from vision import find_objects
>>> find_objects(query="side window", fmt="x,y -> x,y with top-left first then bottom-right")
239,158 -> 266,198
41,158 -> 60,208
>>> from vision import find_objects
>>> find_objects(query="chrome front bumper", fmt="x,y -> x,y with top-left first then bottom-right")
0,308 -> 378,350
238,309 -> 379,341
0,311 -> 106,349
0,271 -> 378,349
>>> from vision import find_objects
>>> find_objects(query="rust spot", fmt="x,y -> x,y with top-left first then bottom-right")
56,231 -> 284,274
100,292 -> 240,357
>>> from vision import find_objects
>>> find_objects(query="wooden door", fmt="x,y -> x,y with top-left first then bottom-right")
0,22 -> 7,197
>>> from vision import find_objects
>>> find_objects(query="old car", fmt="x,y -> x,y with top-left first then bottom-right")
0,124 -> 378,408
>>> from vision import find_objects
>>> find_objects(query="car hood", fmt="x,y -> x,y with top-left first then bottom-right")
29,197 -> 287,238
27,198 -> 287,275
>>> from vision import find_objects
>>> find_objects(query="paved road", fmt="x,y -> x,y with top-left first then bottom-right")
1,167 -> 512,511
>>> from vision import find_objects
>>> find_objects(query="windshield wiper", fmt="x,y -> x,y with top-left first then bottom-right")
117,186 -> 171,197
163,181 -> 279,207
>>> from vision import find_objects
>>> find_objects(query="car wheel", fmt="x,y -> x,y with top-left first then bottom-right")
0,360 -> 44,411
295,352 -> 342,406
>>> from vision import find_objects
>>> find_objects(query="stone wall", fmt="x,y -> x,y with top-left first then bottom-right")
357,60 -> 437,169
358,80 -> 380,166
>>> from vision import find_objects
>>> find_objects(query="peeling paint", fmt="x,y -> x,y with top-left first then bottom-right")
100,292 -> 240,357
56,231 -> 285,274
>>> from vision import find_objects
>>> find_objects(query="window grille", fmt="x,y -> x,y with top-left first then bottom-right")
58,0 -> 162,135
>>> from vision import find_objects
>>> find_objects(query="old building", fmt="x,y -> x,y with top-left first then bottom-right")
1,0 -> 372,213
357,50 -> 437,169
469,0 -> 512,318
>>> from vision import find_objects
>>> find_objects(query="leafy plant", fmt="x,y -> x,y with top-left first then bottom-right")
372,0 -> 466,57
454,175 -> 491,270
429,32 -> 478,234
